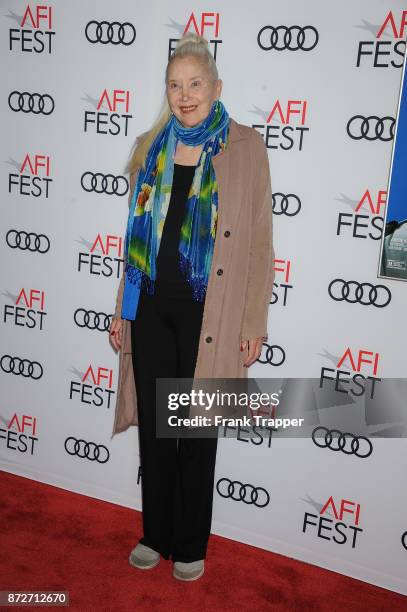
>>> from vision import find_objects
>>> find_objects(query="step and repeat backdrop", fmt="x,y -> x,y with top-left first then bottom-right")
1,0 -> 407,596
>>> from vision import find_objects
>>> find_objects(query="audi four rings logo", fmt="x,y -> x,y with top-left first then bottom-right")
1,355 -> 43,380
272,193 -> 301,216
312,427 -> 373,459
85,20 -> 136,45
81,172 -> 129,195
258,343 -> 285,366
216,478 -> 270,507
6,230 -> 50,253
346,115 -> 395,141
328,279 -> 391,308
258,25 -> 319,51
64,437 -> 110,463
74,308 -> 112,332
8,91 -> 55,115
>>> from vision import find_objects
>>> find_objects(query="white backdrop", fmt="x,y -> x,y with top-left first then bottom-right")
1,0 -> 407,596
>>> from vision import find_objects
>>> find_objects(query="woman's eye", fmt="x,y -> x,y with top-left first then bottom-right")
192,81 -> 201,87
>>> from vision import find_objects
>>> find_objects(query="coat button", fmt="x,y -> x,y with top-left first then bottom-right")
224,230 -> 230,237
206,336 -> 213,343
217,268 -> 223,276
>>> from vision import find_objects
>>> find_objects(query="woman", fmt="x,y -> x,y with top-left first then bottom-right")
109,32 -> 275,582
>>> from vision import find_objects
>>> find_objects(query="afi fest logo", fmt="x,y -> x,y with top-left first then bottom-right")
271,257 -> 292,307
8,153 -> 52,199
253,100 -> 309,151
220,403 -> 278,449
303,496 -> 363,549
320,347 -> 381,399
336,188 -> 386,241
84,89 -> 133,136
77,234 -> 124,279
3,288 -> 47,330
356,10 -> 407,68
168,12 -> 222,59
0,413 -> 39,455
8,4 -> 55,54
69,364 -> 116,410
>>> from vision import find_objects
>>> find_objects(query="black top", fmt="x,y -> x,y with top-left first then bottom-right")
154,163 -> 197,298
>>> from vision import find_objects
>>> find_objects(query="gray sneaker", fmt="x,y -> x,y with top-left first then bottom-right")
129,543 -> 160,570
173,560 -> 204,581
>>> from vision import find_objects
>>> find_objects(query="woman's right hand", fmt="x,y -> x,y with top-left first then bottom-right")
109,317 -> 123,351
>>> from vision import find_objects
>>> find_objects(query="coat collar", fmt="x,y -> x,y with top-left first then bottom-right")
212,117 -> 248,166
228,117 -> 249,143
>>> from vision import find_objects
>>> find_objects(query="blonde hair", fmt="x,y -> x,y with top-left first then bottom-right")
124,33 -> 219,175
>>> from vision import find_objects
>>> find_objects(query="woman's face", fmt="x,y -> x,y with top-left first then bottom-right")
166,55 -> 222,128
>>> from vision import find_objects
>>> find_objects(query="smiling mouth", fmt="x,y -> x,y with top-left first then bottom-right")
180,105 -> 197,113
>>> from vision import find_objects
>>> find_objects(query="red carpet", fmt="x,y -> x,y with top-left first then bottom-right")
1,470 -> 405,611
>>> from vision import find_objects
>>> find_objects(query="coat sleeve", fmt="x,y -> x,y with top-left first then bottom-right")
240,130 -> 275,342
113,169 -> 139,320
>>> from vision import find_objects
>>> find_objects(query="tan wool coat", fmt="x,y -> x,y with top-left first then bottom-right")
110,117 -> 275,439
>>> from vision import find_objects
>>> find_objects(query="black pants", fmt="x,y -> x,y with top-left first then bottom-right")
130,289 -> 218,563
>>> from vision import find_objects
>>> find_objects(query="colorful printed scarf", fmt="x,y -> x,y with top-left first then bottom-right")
121,99 -> 230,320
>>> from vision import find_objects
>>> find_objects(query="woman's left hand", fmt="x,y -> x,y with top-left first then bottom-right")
240,337 -> 264,367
